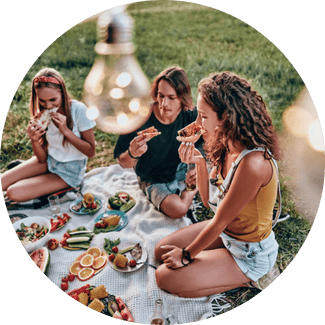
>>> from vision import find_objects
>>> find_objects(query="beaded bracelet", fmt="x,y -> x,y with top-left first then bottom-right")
128,148 -> 140,159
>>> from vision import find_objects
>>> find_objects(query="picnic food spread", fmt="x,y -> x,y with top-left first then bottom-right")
10,183 -> 161,323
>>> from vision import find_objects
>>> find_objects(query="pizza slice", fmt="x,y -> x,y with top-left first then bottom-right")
176,122 -> 206,143
137,126 -> 161,142
30,107 -> 59,130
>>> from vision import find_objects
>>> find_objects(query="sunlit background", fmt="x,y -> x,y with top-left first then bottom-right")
279,88 -> 324,222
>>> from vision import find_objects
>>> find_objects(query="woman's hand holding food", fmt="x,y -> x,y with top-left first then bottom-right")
51,112 -> 68,135
27,121 -> 45,141
178,142 -> 203,165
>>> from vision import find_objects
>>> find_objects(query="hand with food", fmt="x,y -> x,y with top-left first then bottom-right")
128,134 -> 148,159
51,111 -> 69,135
178,141 -> 203,165
27,121 -> 46,141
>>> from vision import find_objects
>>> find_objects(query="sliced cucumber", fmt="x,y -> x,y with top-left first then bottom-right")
69,230 -> 93,236
119,245 -> 135,255
120,200 -> 135,212
66,236 -> 91,243
68,243 -> 90,249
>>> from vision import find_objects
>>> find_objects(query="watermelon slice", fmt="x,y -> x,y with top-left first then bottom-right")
29,247 -> 50,275
115,296 -> 135,322
113,311 -> 123,320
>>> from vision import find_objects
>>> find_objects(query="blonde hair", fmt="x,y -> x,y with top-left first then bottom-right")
30,68 -> 73,146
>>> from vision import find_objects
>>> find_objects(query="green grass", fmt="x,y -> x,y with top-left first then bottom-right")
0,0 -> 311,314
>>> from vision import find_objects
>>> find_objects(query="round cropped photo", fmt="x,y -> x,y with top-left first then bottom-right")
1,1 -> 324,324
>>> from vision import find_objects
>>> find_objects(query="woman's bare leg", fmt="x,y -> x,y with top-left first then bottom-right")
6,173 -> 69,201
1,156 -> 48,191
1,157 -> 69,201
155,248 -> 251,298
154,220 -> 250,297
155,220 -> 224,261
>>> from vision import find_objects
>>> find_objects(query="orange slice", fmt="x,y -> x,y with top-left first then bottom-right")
80,254 -> 94,267
78,268 -> 95,281
69,261 -> 82,276
86,247 -> 102,258
92,256 -> 107,270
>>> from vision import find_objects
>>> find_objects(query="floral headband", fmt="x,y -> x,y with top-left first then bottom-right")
34,76 -> 60,85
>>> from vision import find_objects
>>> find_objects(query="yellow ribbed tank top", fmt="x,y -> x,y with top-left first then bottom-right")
223,160 -> 278,242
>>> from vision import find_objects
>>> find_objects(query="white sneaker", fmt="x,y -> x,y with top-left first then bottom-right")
246,265 -> 281,290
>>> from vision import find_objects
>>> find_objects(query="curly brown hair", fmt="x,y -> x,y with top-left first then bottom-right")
198,71 -> 281,166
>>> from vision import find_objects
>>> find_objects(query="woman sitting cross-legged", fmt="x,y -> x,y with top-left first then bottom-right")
154,71 -> 282,297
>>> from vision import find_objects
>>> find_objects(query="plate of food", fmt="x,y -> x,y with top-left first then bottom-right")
93,210 -> 128,234
60,226 -> 95,250
13,216 -> 51,253
50,213 -> 71,232
107,191 -> 136,212
105,240 -> 147,273
67,284 -> 134,321
70,193 -> 101,215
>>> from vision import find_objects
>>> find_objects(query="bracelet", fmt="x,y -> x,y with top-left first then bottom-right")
182,247 -> 194,266
128,148 -> 140,160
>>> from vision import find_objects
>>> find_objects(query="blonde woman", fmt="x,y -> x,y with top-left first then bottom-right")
2,68 -> 96,201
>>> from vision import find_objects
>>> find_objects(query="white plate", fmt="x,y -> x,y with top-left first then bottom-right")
13,216 -> 51,253
108,241 -> 147,273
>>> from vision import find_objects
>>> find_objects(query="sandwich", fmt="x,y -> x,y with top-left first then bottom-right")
30,107 -> 59,131
176,122 -> 206,143
137,126 -> 161,142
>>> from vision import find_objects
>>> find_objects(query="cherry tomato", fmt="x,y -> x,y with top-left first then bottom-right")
67,274 -> 75,282
61,282 -> 69,291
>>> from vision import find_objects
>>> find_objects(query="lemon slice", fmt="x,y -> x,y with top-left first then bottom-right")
69,261 -> 82,276
80,254 -> 94,267
92,256 -> 107,270
86,247 -> 102,258
78,268 -> 95,281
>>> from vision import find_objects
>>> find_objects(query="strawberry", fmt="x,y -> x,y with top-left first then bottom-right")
67,274 -> 75,282
61,282 -> 69,291
60,238 -> 68,247
128,259 -> 137,267
109,254 -> 115,262
63,232 -> 71,239
62,276 -> 69,283
91,202 -> 97,209
95,222 -> 102,228
112,246 -> 119,253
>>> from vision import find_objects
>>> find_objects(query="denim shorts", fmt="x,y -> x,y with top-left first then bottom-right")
220,231 -> 279,281
144,162 -> 187,210
47,155 -> 87,188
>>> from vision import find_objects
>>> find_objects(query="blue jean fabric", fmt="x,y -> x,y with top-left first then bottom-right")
144,162 -> 187,210
220,231 -> 279,281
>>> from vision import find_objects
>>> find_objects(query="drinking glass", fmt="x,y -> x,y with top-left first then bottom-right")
48,195 -> 61,217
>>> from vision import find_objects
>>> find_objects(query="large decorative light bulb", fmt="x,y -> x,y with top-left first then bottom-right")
83,5 -> 152,134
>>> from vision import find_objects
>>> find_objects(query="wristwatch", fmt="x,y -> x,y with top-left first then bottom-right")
181,248 -> 194,266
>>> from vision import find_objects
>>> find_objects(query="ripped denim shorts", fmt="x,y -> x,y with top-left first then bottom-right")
220,231 -> 279,281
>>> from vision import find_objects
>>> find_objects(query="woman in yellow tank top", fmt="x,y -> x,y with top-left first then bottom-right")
154,71 -> 282,297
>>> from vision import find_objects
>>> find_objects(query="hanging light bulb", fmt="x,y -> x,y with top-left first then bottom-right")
83,5 -> 152,134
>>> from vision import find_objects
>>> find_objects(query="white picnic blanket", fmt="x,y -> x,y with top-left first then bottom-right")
10,165 -> 230,323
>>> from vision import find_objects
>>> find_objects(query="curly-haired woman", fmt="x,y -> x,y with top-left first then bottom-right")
154,71 -> 282,297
